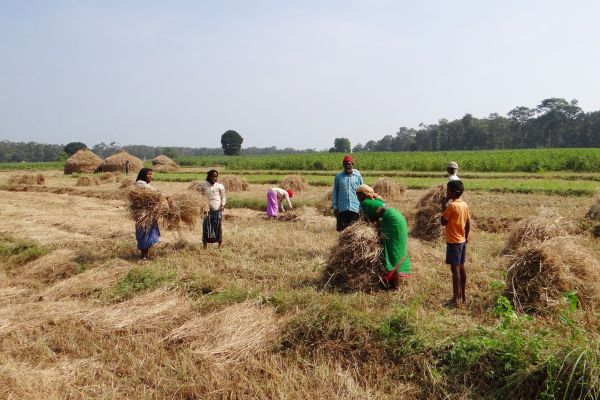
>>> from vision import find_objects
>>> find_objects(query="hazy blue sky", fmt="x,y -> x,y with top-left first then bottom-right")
1,1 -> 599,149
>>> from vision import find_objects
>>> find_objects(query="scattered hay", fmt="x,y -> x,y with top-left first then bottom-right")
0,287 -> 33,307
18,249 -> 80,286
63,149 -> 102,174
95,149 -> 143,174
76,176 -> 99,186
322,222 -> 384,292
219,175 -> 249,191
0,300 -> 87,336
411,185 -> 445,241
280,175 -> 309,192
119,177 -> 134,189
274,207 -> 327,225
315,190 -> 333,216
127,188 -> 204,231
502,209 -> 569,255
506,237 -> 600,314
372,178 -> 406,201
8,174 -> 39,185
152,154 -> 179,172
592,224 -> 600,238
164,302 -> 281,363
85,289 -> 192,333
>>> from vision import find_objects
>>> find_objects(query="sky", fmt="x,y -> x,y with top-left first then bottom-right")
1,1 -> 599,150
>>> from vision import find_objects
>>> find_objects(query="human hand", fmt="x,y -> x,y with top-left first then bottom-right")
219,205 -> 225,212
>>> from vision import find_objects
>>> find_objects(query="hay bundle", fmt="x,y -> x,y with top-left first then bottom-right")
315,190 -> 333,216
585,194 -> 600,221
119,177 -> 134,189
372,178 -> 406,201
502,209 -> 569,254
161,191 -> 206,231
35,174 -> 45,185
76,176 -> 99,186
219,175 -> 249,191
127,188 -> 165,230
18,249 -> 80,286
506,237 -> 600,313
164,302 -> 281,363
63,149 -> 102,174
152,154 -> 179,172
411,185 -> 446,241
97,172 -> 116,183
280,175 -> 309,191
322,222 -> 384,292
8,174 -> 38,185
188,180 -> 203,192
95,149 -> 143,174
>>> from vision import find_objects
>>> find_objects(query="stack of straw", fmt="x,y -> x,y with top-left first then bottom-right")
411,185 -> 446,241
372,178 -> 406,201
280,175 -> 309,191
219,175 -> 249,191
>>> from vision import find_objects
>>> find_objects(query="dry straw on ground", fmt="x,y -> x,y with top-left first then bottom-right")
95,150 -> 143,174
411,185 -> 445,241
152,154 -> 179,172
8,174 -> 44,186
97,172 -> 117,183
372,178 -> 406,201
76,176 -> 99,186
165,301 -> 281,364
280,175 -> 309,191
502,208 -> 570,254
505,237 -> 600,314
219,175 -> 249,191
63,149 -> 102,174
322,221 -> 384,292
585,193 -> 600,221
315,190 -> 333,216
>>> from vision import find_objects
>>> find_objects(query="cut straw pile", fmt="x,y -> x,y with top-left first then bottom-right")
372,178 -> 406,201
8,174 -> 45,186
322,222 -> 384,292
280,175 -> 309,191
219,175 -> 249,191
502,208 -> 569,254
76,176 -> 99,186
127,188 -> 205,231
506,237 -> 600,314
411,185 -> 446,241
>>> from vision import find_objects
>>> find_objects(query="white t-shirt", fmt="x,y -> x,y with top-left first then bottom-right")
202,181 -> 226,211
135,180 -> 157,191
448,174 -> 460,181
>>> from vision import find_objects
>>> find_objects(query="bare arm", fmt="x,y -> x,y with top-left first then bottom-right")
465,218 -> 470,241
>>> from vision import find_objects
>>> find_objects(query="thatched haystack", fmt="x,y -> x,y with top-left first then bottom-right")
8,174 -> 44,186
76,176 -> 99,186
280,175 -> 309,191
502,209 -> 569,255
219,175 -> 249,191
63,149 -> 102,174
372,178 -> 406,201
506,237 -> 600,314
411,185 -> 446,241
95,150 -> 143,174
315,190 -> 333,216
322,222 -> 384,292
152,154 -> 179,172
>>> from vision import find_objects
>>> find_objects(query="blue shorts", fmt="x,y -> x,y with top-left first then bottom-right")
446,242 -> 466,266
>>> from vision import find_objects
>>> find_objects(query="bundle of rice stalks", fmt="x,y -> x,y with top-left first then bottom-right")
127,188 -> 165,231
76,176 -> 99,186
164,302 -> 281,364
8,174 -> 38,185
219,175 -> 249,191
506,237 -> 600,314
161,191 -> 206,231
411,185 -> 446,241
97,172 -> 116,183
502,209 -> 569,254
372,178 -> 406,201
322,222 -> 384,292
119,177 -> 134,189
315,190 -> 333,216
63,149 -> 102,174
35,174 -> 45,185
280,175 -> 309,191
188,180 -> 203,192
152,154 -> 179,172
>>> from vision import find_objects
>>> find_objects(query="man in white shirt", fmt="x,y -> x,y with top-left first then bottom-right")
447,161 -> 460,181
201,169 -> 226,249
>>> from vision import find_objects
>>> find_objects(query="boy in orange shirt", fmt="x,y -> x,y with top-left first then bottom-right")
441,180 -> 470,307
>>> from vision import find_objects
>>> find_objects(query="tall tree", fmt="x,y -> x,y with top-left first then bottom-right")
64,142 -> 87,156
332,137 -> 351,153
221,130 -> 243,155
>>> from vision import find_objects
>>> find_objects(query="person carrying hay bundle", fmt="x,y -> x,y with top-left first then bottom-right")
440,180 -> 470,307
266,187 -> 293,219
356,184 -> 411,289
134,168 -> 162,261
200,170 -> 226,249
332,155 -> 363,232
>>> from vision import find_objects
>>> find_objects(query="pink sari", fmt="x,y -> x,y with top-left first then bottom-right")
266,189 -> 279,217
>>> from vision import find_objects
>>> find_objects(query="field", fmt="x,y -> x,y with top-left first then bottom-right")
1,165 -> 600,399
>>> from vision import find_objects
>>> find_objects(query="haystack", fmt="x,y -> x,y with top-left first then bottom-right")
506,237 -> 600,314
219,175 -> 249,191
280,175 -> 309,191
315,190 -> 333,216
411,185 -> 445,241
95,150 -> 143,174
152,154 -> 179,172
76,176 -> 99,186
372,178 -> 406,201
322,222 -> 384,292
63,149 -> 102,174
502,209 -> 569,255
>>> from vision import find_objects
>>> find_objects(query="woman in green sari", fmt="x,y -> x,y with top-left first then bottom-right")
356,184 -> 411,288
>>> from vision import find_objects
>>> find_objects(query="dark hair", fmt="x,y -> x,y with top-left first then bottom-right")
136,168 -> 153,183
447,180 -> 464,196
206,169 -> 218,182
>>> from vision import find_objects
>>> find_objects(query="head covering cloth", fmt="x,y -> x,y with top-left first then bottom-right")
356,184 -> 383,200
286,189 -> 294,198
343,155 -> 353,164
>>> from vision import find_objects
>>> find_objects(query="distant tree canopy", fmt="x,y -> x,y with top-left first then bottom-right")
329,137 -> 351,153
221,130 -> 244,156
64,142 -> 87,156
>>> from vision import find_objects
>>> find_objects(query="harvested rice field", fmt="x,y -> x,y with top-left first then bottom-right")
1,168 -> 600,399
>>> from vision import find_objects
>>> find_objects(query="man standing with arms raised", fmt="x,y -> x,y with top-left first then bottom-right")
332,155 -> 363,231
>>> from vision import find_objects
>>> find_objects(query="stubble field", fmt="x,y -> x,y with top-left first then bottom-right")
1,168 -> 599,399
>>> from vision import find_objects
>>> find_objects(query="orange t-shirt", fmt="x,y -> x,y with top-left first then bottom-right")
442,198 -> 469,243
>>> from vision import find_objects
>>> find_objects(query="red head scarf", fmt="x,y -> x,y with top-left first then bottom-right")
286,189 -> 294,198
343,155 -> 353,164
